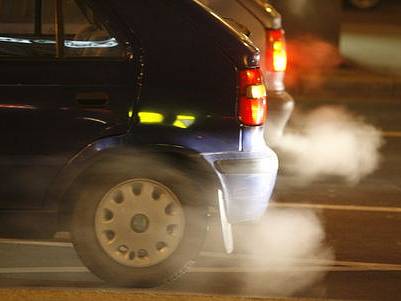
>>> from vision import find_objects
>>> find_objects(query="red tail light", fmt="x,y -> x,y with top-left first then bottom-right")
266,29 -> 287,72
239,69 -> 267,126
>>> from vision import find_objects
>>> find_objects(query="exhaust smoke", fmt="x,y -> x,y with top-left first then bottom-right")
234,208 -> 333,296
271,105 -> 384,184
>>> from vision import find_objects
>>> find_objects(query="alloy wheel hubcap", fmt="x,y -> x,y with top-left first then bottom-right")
131,214 -> 150,233
95,179 -> 185,268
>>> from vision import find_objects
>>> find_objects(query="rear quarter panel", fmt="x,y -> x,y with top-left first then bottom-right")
111,0 -> 257,153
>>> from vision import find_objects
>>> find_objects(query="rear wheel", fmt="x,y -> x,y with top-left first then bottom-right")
70,157 -> 208,287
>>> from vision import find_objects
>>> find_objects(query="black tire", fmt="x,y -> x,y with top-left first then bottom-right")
70,154 -> 208,287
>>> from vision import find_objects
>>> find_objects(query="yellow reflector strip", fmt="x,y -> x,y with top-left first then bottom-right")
177,115 -> 195,121
247,84 -> 267,99
138,112 -> 164,124
173,114 -> 196,129
173,120 -> 187,129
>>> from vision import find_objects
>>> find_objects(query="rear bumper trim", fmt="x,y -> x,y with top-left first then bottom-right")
202,149 -> 278,224
214,158 -> 273,174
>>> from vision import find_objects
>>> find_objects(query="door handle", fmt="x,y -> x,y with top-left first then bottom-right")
75,91 -> 110,107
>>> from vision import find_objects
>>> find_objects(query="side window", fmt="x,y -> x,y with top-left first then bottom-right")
0,0 -> 56,57
62,0 -> 124,58
0,0 -> 124,59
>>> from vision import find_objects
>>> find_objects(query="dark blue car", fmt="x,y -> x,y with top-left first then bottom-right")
0,0 -> 278,286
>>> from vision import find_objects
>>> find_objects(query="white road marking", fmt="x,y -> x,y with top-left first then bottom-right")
0,246 -> 399,274
0,238 -> 72,248
0,262 -> 400,275
270,202 -> 401,213
190,265 -> 401,272
199,252 -> 401,271
0,267 -> 88,274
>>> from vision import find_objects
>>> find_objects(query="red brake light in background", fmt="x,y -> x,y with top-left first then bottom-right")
266,29 -> 287,72
239,69 -> 267,126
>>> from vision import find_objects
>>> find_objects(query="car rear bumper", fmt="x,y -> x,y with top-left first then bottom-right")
202,147 -> 278,224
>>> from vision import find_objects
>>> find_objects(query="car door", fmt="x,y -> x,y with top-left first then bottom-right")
0,0 -> 138,209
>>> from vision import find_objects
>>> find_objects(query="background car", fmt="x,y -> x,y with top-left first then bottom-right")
200,0 -> 295,146
0,0 -> 278,287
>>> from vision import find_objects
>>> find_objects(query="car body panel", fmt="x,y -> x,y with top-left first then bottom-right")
0,0 -> 278,246
0,58 -> 138,209
204,148 -> 278,224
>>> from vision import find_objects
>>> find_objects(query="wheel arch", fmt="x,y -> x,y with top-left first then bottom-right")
50,137 -> 220,232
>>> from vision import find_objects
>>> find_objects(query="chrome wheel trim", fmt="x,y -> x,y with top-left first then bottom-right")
95,179 -> 185,268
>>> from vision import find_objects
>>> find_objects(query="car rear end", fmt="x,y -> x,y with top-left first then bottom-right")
245,0 -> 294,145
108,0 -> 278,253
189,1 -> 279,252
200,0 -> 295,145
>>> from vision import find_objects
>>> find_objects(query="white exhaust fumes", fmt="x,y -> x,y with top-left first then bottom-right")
271,105 -> 383,184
